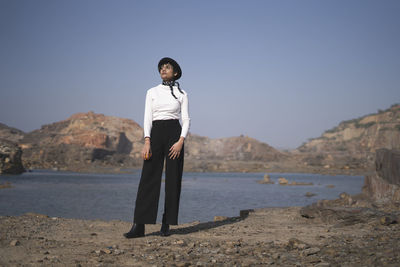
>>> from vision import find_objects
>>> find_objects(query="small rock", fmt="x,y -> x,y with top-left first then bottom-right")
90,233 -> 97,236
114,249 -> 124,255
314,262 -> 330,266
303,247 -> 320,256
287,238 -> 308,250
305,192 -> 316,197
10,240 -> 20,246
214,216 -> 228,222
278,177 -> 289,185
102,249 -> 112,254
306,255 -> 321,263
326,184 -> 335,188
175,240 -> 186,245
380,216 -> 396,225
257,174 -> 275,184
240,209 -> 254,218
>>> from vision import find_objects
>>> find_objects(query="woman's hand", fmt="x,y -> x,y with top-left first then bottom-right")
169,137 -> 184,160
142,138 -> 152,160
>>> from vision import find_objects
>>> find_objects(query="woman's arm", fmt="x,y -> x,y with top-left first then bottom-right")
169,91 -> 190,159
180,91 -> 190,138
143,90 -> 152,139
142,90 -> 152,160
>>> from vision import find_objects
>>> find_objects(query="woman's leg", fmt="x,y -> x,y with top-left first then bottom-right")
133,125 -> 165,224
163,121 -> 184,225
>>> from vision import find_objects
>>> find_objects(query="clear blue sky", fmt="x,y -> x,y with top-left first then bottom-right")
1,0 -> 399,149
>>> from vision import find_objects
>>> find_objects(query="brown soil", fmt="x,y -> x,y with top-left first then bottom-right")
1,207 -> 399,266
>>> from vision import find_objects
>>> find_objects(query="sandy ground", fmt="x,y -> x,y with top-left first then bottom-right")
1,206 -> 400,266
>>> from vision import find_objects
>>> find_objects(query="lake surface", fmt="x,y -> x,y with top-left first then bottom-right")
0,170 -> 364,224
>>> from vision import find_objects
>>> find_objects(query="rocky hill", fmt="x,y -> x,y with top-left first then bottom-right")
2,104 -> 399,174
184,134 -> 288,172
295,104 -> 400,172
3,111 -> 284,173
19,111 -> 144,172
0,123 -> 25,143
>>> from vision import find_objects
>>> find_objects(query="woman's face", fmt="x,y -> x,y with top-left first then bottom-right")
159,63 -> 177,81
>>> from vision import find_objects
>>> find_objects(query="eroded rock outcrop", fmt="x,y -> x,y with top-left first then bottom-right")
19,111 -> 144,172
295,104 -> 400,172
301,149 -> 400,226
363,148 -> 400,204
0,139 -> 25,174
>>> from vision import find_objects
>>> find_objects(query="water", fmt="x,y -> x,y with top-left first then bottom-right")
0,170 -> 364,224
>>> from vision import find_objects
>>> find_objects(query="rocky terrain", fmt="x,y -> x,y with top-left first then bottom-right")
0,111 -> 289,174
0,104 -> 399,174
0,122 -> 25,143
295,104 -> 400,173
1,144 -> 399,266
0,139 -> 25,174
18,111 -> 144,173
1,205 -> 399,266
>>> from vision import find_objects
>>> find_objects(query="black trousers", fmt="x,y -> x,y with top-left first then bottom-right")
133,119 -> 184,225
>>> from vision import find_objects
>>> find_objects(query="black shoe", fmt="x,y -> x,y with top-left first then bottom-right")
160,223 -> 170,236
123,224 -> 145,238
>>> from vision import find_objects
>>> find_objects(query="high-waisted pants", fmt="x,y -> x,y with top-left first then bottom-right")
133,119 -> 184,225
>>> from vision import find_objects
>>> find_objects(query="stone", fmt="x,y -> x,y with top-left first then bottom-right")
302,247 -> 320,256
214,216 -> 228,222
380,216 -> 397,226
10,240 -> 20,246
305,192 -> 316,197
375,148 -> 400,185
286,238 -> 309,250
278,177 -> 289,185
240,209 -> 254,218
257,174 -> 274,184
0,139 -> 25,174
363,149 -> 400,203
174,240 -> 186,245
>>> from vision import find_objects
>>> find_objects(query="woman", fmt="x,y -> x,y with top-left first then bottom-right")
124,57 -> 190,238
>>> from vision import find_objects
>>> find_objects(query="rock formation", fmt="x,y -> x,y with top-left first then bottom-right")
257,174 -> 274,184
184,134 -> 287,172
300,149 -> 400,227
18,111 -> 144,172
1,104 -> 399,174
10,111 -> 286,173
0,122 -> 25,143
295,104 -> 400,172
363,148 -> 400,204
0,139 -> 25,174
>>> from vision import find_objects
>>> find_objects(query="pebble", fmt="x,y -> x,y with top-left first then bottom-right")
303,247 -> 320,256
214,216 -> 228,221
10,240 -> 20,246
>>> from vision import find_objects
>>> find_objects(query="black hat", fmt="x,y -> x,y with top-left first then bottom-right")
158,57 -> 182,80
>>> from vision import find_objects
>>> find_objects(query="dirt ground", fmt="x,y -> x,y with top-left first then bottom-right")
1,206 -> 400,266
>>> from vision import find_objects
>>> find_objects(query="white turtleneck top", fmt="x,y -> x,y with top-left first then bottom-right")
143,83 -> 190,139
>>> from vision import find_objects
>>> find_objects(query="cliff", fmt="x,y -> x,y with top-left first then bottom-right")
295,104 -> 400,172
0,138 -> 25,174
2,104 -> 400,174
10,111 -> 285,173
0,123 -> 25,143
19,111 -> 144,172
